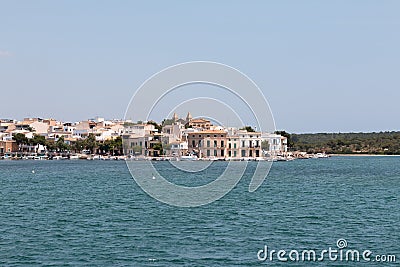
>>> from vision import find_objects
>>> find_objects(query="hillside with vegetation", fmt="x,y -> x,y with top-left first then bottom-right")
287,131 -> 400,155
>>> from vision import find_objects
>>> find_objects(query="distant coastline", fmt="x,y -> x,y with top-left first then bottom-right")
287,131 -> 400,155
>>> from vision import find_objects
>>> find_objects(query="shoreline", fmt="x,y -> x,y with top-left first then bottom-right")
330,154 -> 400,157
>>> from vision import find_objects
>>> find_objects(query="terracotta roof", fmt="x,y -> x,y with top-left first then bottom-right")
192,130 -> 227,134
189,119 -> 210,123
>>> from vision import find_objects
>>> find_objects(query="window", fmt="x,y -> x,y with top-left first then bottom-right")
207,135 -> 210,137
214,150 -> 217,156
234,151 -> 237,157
214,140 -> 217,147
241,150 -> 246,157
242,141 -> 246,147
207,150 -> 211,157
214,135 -> 217,137
192,140 -> 195,147
234,143 -> 237,149
221,149 -> 224,157
207,140 -> 210,147
229,143 -> 232,149
221,141 -> 224,147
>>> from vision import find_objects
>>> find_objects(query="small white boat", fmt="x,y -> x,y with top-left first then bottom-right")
314,153 -> 329,158
34,155 -> 48,160
180,155 -> 198,161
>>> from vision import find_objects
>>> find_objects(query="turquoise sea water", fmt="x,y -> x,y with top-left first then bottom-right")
0,157 -> 399,266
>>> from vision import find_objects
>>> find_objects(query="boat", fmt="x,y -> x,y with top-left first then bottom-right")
78,154 -> 88,160
314,153 -> 329,158
276,156 -> 288,161
34,155 -> 48,160
69,154 -> 79,160
180,155 -> 198,161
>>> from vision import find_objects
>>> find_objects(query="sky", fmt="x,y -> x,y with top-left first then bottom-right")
1,1 -> 399,133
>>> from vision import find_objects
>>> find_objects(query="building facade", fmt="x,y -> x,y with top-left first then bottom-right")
187,130 -> 227,158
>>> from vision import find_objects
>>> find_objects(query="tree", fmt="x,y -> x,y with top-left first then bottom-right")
98,141 -> 110,154
13,133 -> 28,145
46,140 -> 56,152
84,133 -> 98,154
123,122 -> 135,127
147,120 -> 162,133
162,119 -> 174,126
240,126 -> 256,132
98,137 -> 122,155
56,136 -> 69,152
30,134 -> 46,146
261,140 -> 270,150
152,143 -> 163,156
72,139 -> 85,153
112,136 -> 123,155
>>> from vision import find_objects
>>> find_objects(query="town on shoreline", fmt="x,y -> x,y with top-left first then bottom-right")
0,112 -> 330,161
2,112 -> 398,161
0,112 -> 311,161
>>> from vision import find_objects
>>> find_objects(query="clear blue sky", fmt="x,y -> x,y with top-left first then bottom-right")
1,1 -> 399,133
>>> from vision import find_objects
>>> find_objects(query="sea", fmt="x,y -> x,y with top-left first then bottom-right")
0,157 -> 399,266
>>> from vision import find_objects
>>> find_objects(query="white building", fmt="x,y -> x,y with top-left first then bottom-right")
166,141 -> 188,156
261,133 -> 288,155
30,121 -> 50,134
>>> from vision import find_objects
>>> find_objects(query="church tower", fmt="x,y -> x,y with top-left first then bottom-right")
186,112 -> 192,123
172,112 -> 178,122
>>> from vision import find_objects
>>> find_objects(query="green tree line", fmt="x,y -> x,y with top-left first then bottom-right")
286,131 -> 400,154
12,133 -> 123,154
